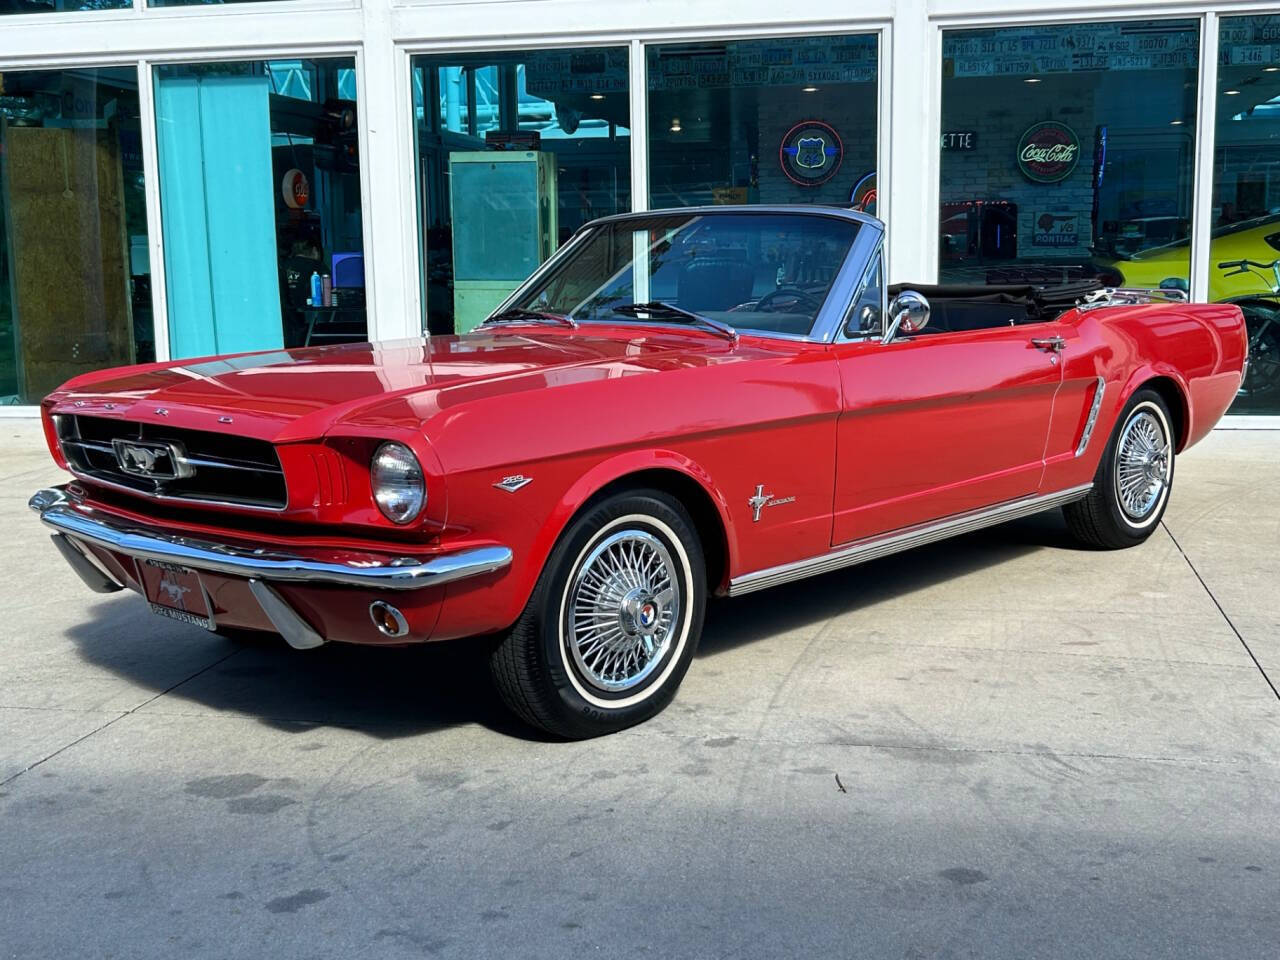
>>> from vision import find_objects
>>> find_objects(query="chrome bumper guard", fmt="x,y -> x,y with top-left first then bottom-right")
29,487 -> 512,649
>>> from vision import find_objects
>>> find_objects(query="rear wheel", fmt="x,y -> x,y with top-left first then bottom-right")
489,490 -> 705,739
1064,388 -> 1175,549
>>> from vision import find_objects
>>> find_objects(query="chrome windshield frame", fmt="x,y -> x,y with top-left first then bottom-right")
833,235 -> 889,344
491,205 -> 885,344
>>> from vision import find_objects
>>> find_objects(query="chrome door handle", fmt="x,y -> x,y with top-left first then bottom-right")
1031,336 -> 1066,353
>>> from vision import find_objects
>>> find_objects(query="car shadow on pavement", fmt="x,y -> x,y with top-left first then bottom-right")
66,510 -> 1079,741
698,509 -> 1080,657
66,600 -> 541,742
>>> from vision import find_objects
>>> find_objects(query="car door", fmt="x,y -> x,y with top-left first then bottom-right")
830,275 -> 1065,546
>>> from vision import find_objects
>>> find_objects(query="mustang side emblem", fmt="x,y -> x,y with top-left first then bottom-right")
749,484 -> 796,522
495,474 -> 533,493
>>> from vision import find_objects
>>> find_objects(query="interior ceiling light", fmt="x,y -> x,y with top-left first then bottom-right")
1225,89 -> 1241,95
1170,119 -> 1185,125
1266,66 -> 1280,72
590,93 -> 605,100
1024,77 -> 1042,84
670,117 -> 682,132
802,85 -> 819,93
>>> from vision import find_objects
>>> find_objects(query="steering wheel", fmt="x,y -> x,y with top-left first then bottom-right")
755,287 -> 823,313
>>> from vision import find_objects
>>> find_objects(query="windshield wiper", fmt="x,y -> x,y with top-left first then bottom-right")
484,308 -> 577,329
611,302 -> 738,343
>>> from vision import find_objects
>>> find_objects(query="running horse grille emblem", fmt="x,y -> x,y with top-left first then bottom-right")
111,439 -> 194,481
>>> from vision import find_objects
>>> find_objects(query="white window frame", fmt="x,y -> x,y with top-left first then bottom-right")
0,0 -> 1275,421
0,13 -> 371,419
390,12 -> 893,336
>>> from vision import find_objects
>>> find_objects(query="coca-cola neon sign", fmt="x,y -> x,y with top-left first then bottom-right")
1017,121 -> 1080,184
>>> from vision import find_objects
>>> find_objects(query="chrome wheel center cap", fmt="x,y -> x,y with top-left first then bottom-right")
620,589 -> 661,637
1144,453 -> 1167,482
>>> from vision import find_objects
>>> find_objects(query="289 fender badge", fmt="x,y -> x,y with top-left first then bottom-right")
495,474 -> 533,493
749,484 -> 795,522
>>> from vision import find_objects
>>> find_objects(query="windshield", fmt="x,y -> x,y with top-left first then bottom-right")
511,212 -> 862,338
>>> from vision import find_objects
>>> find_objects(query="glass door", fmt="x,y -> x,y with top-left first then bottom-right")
153,57 -> 367,357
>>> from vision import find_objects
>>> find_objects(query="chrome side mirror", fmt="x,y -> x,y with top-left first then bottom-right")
882,290 -> 931,344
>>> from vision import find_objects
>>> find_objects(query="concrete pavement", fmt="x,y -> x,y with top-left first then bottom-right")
1,418 -> 1277,958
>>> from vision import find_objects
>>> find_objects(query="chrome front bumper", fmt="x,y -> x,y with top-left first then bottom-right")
29,487 -> 512,648
30,487 -> 511,590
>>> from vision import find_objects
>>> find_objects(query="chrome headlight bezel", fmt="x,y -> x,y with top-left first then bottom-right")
370,441 -> 426,525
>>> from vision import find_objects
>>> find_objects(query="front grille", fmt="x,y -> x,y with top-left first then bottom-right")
55,415 -> 287,510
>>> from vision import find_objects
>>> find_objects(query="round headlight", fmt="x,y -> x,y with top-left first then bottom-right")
371,442 -> 425,524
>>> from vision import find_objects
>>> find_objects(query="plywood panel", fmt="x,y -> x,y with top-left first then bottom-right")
4,125 -> 134,400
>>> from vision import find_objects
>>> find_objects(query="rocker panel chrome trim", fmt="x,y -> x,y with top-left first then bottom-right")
727,483 -> 1094,597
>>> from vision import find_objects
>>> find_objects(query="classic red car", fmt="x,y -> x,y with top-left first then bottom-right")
30,208 -> 1247,738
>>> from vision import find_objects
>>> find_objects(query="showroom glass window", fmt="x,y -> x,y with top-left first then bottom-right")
646,35 -> 879,211
939,21 -> 1199,288
0,67 -> 151,405
153,59 -> 365,357
411,48 -> 631,335
1213,16 -> 1280,416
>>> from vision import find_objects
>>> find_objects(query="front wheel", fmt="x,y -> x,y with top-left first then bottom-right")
1064,388 -> 1176,549
489,490 -> 706,739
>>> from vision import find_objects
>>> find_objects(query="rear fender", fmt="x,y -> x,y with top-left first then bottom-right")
1113,364 -> 1193,451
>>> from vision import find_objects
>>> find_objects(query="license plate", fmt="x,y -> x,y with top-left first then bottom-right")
136,559 -> 214,630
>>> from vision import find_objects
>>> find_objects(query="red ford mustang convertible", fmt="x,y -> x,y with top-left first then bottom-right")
30,207 -> 1247,737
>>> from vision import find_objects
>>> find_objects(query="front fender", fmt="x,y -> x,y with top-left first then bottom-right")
529,448 -> 738,596
433,447 -> 738,642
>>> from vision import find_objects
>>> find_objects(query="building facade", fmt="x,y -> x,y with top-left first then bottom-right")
0,0 -> 1277,421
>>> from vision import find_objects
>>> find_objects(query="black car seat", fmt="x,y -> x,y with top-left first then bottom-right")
887,284 -> 1039,333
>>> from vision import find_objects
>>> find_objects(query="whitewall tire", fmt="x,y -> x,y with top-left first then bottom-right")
490,489 -> 706,738
1064,388 -> 1176,549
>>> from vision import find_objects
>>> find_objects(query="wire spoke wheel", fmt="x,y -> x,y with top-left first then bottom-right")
1114,409 -> 1170,521
1064,389 -> 1175,550
566,529 -> 680,694
490,490 -> 706,738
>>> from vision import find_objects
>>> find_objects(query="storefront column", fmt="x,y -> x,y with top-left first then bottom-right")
885,0 -> 939,286
137,59 -> 170,363
1190,12 -> 1219,304
360,0 -> 420,340
628,38 -> 649,214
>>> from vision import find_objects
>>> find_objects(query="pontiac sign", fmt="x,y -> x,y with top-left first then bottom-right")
1017,121 -> 1080,184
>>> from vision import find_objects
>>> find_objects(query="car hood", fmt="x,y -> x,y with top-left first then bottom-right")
47,328 -> 746,442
